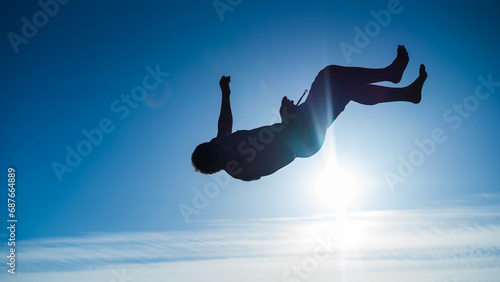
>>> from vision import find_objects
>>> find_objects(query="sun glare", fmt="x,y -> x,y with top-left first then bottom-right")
315,164 -> 359,215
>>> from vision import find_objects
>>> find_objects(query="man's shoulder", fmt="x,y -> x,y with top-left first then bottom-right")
217,130 -> 231,138
210,130 -> 229,143
213,129 -> 250,140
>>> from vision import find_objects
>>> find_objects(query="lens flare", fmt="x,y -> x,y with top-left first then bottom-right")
314,164 -> 359,215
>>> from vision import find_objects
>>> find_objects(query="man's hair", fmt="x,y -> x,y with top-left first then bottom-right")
191,142 -> 222,174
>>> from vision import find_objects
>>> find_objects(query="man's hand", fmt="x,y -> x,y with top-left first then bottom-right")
219,75 -> 231,95
280,96 -> 297,125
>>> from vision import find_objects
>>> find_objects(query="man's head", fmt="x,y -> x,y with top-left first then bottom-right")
191,141 -> 224,174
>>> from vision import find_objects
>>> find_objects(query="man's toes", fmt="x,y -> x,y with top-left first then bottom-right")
398,45 -> 408,56
420,64 -> 426,74
417,64 -> 428,81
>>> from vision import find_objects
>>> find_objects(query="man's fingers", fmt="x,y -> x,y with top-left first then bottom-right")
220,75 -> 231,87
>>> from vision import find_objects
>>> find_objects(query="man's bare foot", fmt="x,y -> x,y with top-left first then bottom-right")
387,45 -> 409,83
407,64 -> 427,104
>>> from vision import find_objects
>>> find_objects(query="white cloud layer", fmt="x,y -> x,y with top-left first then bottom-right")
2,206 -> 500,282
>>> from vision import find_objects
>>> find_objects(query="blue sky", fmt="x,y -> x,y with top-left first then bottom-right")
1,0 -> 500,280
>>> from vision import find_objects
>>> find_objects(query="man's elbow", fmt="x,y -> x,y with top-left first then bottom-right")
233,173 -> 261,182
228,170 -> 261,182
241,176 -> 261,182
238,177 -> 259,182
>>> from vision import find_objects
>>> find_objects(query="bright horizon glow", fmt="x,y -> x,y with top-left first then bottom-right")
314,163 -> 359,216
9,206 -> 499,281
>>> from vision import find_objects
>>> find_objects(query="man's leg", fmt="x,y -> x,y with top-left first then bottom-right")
345,64 -> 428,105
293,46 -> 421,158
327,45 -> 409,86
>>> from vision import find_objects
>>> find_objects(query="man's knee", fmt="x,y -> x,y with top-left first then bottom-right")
323,65 -> 342,74
317,65 -> 343,84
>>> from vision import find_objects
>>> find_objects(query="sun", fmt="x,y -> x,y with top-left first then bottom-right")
314,163 -> 359,215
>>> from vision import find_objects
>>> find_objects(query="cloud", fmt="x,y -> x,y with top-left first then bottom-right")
2,206 -> 500,281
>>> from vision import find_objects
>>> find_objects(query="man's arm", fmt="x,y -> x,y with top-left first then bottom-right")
217,75 -> 233,137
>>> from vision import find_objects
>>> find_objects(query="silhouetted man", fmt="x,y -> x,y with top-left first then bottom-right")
192,45 -> 427,181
